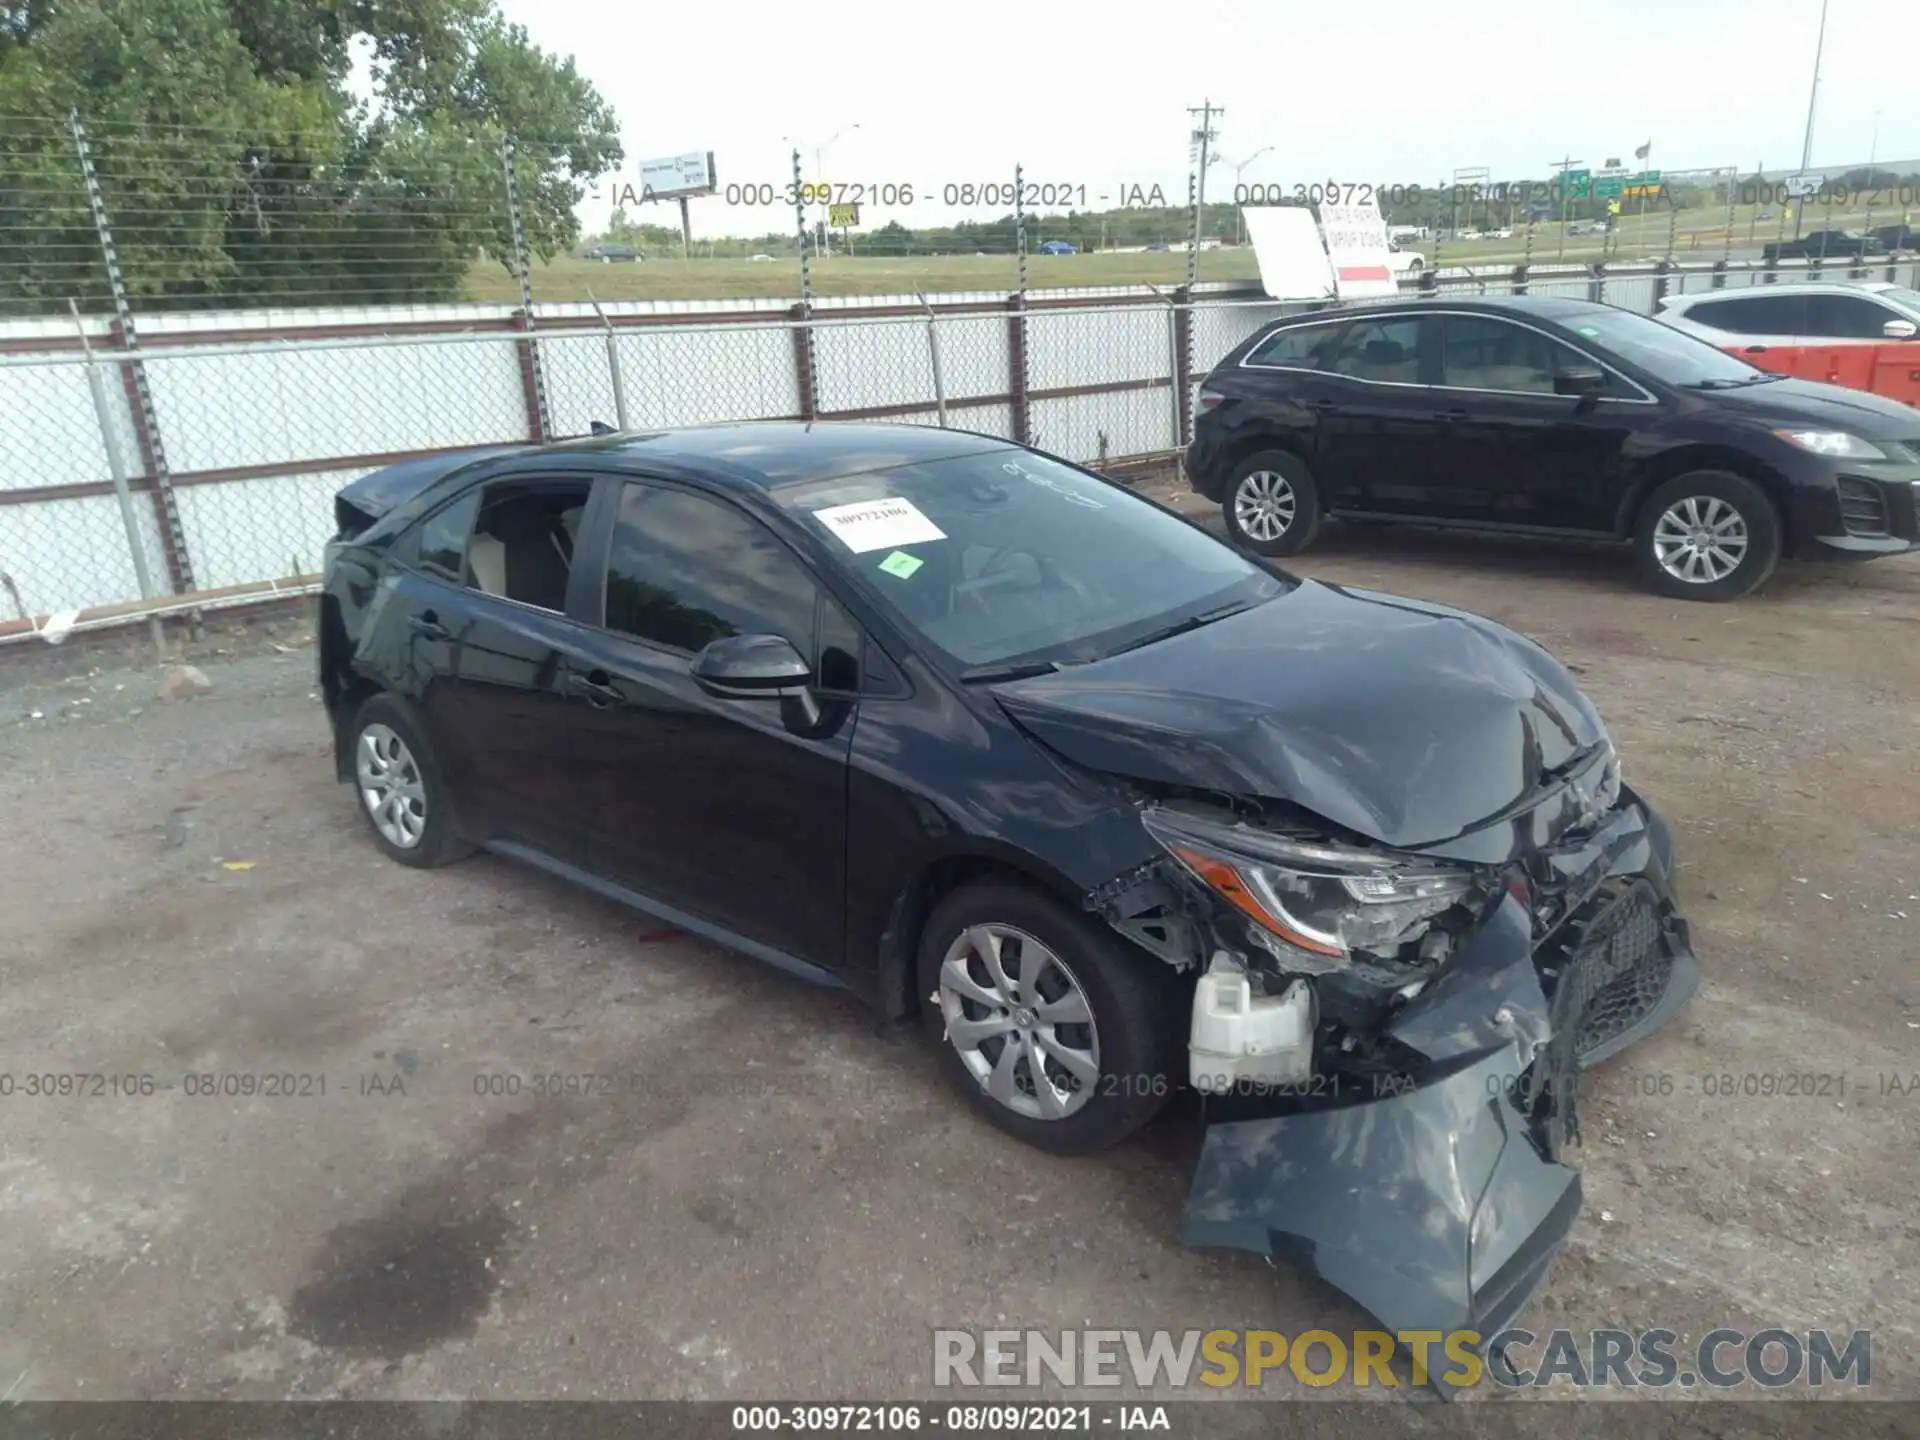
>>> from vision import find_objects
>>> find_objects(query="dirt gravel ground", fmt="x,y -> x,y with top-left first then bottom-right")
1,503 -> 1917,1421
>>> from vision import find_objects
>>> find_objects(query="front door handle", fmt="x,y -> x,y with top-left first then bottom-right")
566,669 -> 625,707
1432,407 -> 1470,421
1744,344 -> 1769,354
409,612 -> 451,642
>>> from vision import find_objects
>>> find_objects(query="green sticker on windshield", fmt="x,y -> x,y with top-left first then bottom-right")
877,550 -> 923,579
1577,325 -> 1600,337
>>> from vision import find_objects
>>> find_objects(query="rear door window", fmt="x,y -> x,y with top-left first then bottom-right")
1244,324 -> 1339,369
1680,294 -> 1806,336
1320,316 -> 1424,385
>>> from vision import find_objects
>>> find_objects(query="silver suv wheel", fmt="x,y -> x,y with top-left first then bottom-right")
1652,495 -> 1749,584
1232,470 -> 1297,544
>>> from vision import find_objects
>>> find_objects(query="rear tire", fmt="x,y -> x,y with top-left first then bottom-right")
917,880 -> 1181,1155
1633,470 -> 1780,602
347,694 -> 474,869
1221,449 -> 1324,557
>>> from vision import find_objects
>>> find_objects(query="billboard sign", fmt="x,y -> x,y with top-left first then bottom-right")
638,151 -> 718,200
828,203 -> 860,228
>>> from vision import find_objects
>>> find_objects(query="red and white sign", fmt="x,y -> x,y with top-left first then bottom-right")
1319,199 -> 1397,299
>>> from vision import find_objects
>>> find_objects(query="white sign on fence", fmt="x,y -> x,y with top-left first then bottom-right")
1319,199 -> 1397,299
1241,206 -> 1335,301
1783,173 -> 1822,198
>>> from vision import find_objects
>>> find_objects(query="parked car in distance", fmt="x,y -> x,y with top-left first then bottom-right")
1037,240 -> 1077,255
1187,295 -> 1920,600
1490,227 -> 1514,239
748,253 -> 775,262
584,242 -> 641,263
1871,223 -> 1918,252
1657,281 -> 1920,407
1760,229 -> 1886,264
319,420 -> 1697,1346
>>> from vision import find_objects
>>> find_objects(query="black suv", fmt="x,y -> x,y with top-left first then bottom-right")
1185,296 -> 1920,600
1761,229 -> 1886,264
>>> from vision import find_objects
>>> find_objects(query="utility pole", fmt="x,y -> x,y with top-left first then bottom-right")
1794,0 -> 1829,239
1551,153 -> 1582,260
1187,99 -> 1222,268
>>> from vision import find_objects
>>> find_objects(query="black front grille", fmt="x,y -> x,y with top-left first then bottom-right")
1836,477 -> 1890,538
1557,880 -> 1675,1063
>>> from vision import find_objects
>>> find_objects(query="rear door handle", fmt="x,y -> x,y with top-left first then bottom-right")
1432,407 -> 1470,421
566,668 -> 625,707
408,612 -> 450,642
1744,344 -> 1768,354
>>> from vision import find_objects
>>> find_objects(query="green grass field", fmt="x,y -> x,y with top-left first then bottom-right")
467,202 -> 1912,303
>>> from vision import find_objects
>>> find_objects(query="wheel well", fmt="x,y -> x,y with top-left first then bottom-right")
876,853 -> 1084,1022
1205,435 -> 1311,501
319,594 -> 380,782
1615,447 -> 1791,540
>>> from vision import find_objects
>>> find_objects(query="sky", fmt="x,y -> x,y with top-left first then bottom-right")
494,0 -> 1919,236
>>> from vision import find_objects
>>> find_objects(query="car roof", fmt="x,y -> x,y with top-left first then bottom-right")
512,421 -> 1018,492
1664,280 -> 1900,307
1269,294 -> 1619,325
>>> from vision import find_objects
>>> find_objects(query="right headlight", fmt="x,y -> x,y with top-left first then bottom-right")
1771,429 -> 1887,460
1143,807 -> 1479,971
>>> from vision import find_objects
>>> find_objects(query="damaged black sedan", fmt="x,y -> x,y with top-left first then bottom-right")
319,421 -> 1699,1345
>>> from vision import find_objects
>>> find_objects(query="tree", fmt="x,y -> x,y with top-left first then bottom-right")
0,0 -> 622,311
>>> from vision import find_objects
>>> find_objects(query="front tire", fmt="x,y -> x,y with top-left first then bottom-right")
1222,449 -> 1324,557
918,881 -> 1181,1155
348,694 -> 473,869
1634,470 -> 1781,601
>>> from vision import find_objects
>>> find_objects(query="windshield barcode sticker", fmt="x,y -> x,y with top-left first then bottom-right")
812,497 -> 947,553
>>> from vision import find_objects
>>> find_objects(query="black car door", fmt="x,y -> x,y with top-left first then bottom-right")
1423,313 -> 1641,531
558,476 -> 854,973
385,476 -> 595,860
1306,313 -> 1447,513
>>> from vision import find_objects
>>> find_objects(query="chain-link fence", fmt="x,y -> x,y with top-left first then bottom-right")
6,226 -> 1920,634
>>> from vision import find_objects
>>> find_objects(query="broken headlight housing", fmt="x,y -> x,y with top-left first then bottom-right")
1143,807 -> 1480,973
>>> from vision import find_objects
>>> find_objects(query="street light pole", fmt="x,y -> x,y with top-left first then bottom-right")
785,124 -> 860,259
1552,153 -> 1582,260
1794,0 -> 1829,239
1220,145 -> 1274,245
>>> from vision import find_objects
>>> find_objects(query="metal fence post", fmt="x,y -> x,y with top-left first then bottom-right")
1512,262 -> 1529,298
588,295 -> 631,431
1587,263 -> 1605,305
1711,259 -> 1728,289
68,300 -> 163,654
917,293 -> 948,427
1008,164 -> 1030,445
1171,285 -> 1194,453
71,107 -> 192,594
790,148 -> 819,421
501,136 -> 551,442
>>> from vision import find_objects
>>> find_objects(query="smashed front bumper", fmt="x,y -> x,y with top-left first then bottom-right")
1177,790 -> 1700,1351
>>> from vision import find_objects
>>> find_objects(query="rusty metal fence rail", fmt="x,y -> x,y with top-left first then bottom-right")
5,254 -> 1920,633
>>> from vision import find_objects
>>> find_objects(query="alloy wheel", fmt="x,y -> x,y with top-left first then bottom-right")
356,723 -> 427,849
936,924 -> 1100,1122
1233,470 -> 1297,543
1652,495 -> 1749,584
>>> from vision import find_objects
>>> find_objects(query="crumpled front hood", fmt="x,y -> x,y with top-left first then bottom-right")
993,580 -> 1604,851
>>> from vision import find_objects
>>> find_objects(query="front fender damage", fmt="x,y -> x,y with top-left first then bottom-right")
1083,804 -> 1699,1379
1179,897 -> 1584,1352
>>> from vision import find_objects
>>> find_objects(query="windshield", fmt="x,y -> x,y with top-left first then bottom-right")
1878,286 -> 1920,316
777,449 -> 1285,668
1575,307 -> 1764,386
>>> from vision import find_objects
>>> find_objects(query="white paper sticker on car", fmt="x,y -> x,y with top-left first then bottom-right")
812,497 -> 947,553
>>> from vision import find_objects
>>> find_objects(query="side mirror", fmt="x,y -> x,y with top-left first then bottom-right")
1553,364 -> 1607,397
1882,318 -> 1918,340
690,633 -> 811,695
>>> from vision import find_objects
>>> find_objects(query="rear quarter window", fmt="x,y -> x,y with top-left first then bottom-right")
1244,324 -> 1340,369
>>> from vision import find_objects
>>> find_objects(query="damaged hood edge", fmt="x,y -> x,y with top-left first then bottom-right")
991,580 -> 1608,860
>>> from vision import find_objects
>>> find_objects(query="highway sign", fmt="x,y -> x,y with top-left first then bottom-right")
1562,168 -> 1592,199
